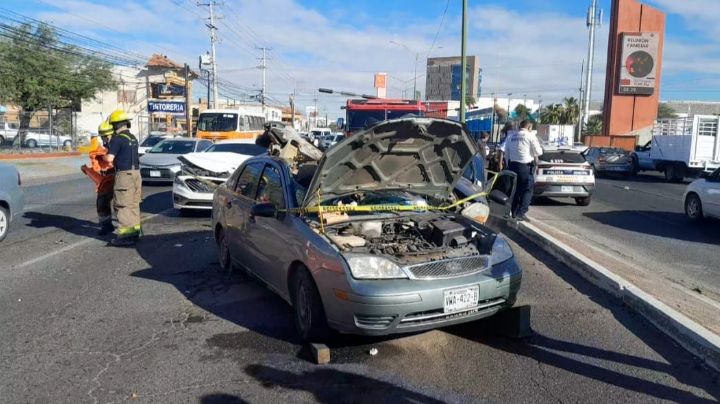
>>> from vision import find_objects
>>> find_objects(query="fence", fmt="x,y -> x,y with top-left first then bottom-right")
0,108 -> 82,150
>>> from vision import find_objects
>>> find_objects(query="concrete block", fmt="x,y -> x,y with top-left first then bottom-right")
492,305 -> 533,339
310,343 -> 330,365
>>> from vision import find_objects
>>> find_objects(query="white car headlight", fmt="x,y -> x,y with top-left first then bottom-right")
345,255 -> 408,280
490,236 -> 514,266
169,165 -> 182,173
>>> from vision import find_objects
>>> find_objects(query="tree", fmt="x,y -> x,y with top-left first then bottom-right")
657,103 -> 677,119
0,23 -> 116,146
514,104 -> 531,122
493,104 -> 507,122
465,95 -> 476,107
560,97 -> 581,126
540,104 -> 563,124
583,114 -> 603,136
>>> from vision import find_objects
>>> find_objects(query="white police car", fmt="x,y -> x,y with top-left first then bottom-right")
534,144 -> 595,206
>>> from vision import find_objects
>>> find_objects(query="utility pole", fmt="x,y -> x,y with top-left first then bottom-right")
184,64 -> 192,137
198,1 -> 220,109
582,0 -> 602,125
459,0 -> 468,123
257,47 -> 270,118
578,61 -> 585,139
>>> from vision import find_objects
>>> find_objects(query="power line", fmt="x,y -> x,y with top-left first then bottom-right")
426,0 -> 450,60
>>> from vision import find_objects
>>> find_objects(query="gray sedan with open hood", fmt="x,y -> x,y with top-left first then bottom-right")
211,118 -> 522,341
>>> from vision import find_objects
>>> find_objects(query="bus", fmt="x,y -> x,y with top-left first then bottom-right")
345,99 -> 426,135
196,108 -> 266,141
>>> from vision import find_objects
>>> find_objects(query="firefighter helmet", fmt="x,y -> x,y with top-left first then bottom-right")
98,121 -> 113,136
108,109 -> 131,125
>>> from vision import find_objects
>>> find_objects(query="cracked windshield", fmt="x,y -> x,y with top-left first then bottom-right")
0,0 -> 718,403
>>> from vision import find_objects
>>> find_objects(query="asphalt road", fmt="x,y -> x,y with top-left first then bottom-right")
1,176 -> 718,403
531,172 -> 720,322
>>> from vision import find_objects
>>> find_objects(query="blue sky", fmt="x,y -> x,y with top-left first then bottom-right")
2,0 -> 719,117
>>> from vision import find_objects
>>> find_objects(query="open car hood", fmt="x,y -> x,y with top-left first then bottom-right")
303,118 -> 477,207
178,152 -> 250,175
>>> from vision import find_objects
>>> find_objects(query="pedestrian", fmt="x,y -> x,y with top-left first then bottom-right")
503,119 -> 543,221
477,131 -> 490,158
493,123 -> 516,172
103,110 -> 141,246
81,122 -> 116,235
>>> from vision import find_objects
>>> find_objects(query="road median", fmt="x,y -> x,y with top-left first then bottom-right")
500,218 -> 720,372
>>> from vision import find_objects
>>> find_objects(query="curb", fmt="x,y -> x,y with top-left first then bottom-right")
507,219 -> 720,373
0,152 -> 81,160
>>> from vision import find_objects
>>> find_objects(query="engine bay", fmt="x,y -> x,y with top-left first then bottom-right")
325,214 -> 496,265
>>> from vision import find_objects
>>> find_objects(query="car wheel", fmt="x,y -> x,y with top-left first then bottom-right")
591,165 -> 601,178
575,197 -> 591,206
0,135 -> 5,145
630,156 -> 640,175
685,193 -> 704,222
291,268 -> 330,342
63,140 -> 72,148
216,227 -> 232,272
25,139 -> 37,148
0,206 -> 8,242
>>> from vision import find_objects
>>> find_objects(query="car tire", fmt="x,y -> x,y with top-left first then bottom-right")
684,193 -> 704,222
575,197 -> 591,206
63,140 -> 72,148
591,165 -> 601,178
25,139 -> 37,148
0,205 -> 9,242
0,135 -> 5,145
630,156 -> 640,175
291,268 -> 330,342
216,227 -> 232,272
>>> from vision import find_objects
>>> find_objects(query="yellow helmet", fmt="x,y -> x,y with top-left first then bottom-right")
108,109 -> 131,124
98,121 -> 113,136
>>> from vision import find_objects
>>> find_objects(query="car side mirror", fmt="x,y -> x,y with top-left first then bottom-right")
489,189 -> 509,205
251,203 -> 277,218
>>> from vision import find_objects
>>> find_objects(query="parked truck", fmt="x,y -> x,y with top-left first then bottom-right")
631,115 -> 720,182
0,121 -> 19,145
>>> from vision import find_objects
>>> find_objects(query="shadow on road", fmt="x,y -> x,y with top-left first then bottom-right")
583,210 -> 720,244
24,211 -> 103,239
483,221 -> 720,402
199,393 -> 248,404
243,364 -> 445,403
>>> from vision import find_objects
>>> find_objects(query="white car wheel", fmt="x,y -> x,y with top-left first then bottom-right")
685,193 -> 703,222
0,206 -> 9,242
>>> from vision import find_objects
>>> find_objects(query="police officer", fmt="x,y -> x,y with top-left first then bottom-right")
104,110 -> 141,246
502,120 -> 543,221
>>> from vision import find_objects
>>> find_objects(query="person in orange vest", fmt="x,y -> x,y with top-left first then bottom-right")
81,122 -> 116,235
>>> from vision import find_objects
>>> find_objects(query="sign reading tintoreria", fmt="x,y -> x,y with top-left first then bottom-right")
618,32 -> 659,96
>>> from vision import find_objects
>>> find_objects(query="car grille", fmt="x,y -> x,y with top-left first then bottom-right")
141,168 -> 173,178
184,178 -> 221,193
404,256 -> 489,280
398,298 -> 505,327
355,314 -> 397,329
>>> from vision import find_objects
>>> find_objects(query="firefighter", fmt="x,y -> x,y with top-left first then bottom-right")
104,110 -> 141,246
81,122 -> 116,235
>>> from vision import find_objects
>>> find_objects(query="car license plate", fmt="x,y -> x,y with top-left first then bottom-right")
444,286 -> 479,313
149,170 -> 161,177
561,185 -> 574,193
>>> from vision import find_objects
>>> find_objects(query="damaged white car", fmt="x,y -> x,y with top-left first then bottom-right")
212,118 -> 521,341
173,139 -> 266,213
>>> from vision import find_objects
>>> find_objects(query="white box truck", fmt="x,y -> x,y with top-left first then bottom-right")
631,115 -> 720,181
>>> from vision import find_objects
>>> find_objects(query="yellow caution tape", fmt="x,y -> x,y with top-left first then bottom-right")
284,170 -> 501,215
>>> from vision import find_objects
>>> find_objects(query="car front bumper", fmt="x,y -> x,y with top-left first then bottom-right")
140,166 -> 181,182
172,178 -> 214,210
317,257 -> 523,336
534,182 -> 594,198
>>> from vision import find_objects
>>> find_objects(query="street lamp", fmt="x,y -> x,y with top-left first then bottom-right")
507,93 -> 513,122
390,40 -> 419,100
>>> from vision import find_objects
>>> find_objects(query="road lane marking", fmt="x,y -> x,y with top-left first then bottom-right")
9,208 -> 175,270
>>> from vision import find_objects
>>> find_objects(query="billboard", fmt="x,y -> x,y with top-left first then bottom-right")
147,100 -> 186,114
618,32 -> 659,96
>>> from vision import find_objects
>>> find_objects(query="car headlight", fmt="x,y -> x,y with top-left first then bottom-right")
490,236 -> 514,266
169,165 -> 182,173
345,255 -> 408,279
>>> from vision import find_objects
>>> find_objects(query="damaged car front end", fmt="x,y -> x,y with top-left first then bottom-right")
212,118 -> 521,341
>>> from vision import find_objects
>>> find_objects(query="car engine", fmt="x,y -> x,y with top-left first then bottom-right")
325,214 -> 496,265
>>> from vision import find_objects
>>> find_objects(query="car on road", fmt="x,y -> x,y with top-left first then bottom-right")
173,139 -> 267,213
583,147 -> 632,177
684,167 -> 720,221
23,132 -> 73,148
0,163 -> 24,242
319,133 -> 344,150
534,145 -> 595,206
138,135 -> 172,156
212,118 -> 521,341
140,138 -> 213,183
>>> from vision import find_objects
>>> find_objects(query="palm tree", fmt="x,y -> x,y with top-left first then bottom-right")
582,114 -> 603,136
561,97 -> 581,125
540,104 -> 563,124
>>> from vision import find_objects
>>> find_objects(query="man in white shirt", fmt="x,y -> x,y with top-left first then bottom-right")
502,120 -> 543,221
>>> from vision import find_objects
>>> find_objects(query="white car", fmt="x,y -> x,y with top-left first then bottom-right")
684,168 -> 720,221
24,132 -> 72,148
534,144 -> 595,206
172,139 -> 266,213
